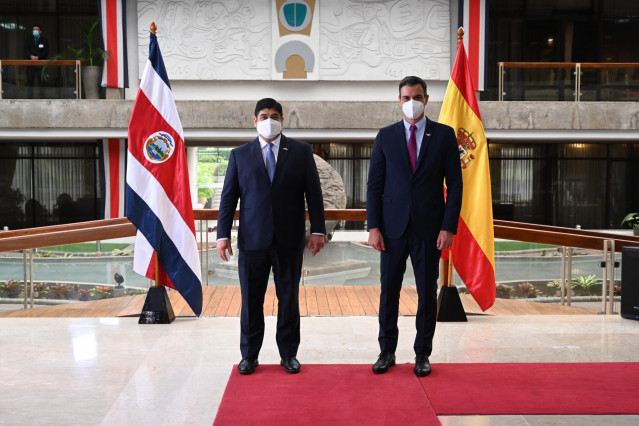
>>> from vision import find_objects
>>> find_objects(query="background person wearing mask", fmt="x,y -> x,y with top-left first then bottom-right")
367,76 -> 463,377
216,97 -> 326,375
24,25 -> 49,98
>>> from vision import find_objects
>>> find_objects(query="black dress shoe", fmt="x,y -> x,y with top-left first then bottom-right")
238,357 -> 259,375
280,356 -> 301,374
414,355 -> 431,377
372,352 -> 396,374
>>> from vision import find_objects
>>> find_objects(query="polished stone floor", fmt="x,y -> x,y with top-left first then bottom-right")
1,315 -> 638,425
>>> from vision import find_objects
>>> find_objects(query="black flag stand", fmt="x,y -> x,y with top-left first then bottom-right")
139,250 -> 175,324
436,253 -> 468,322
139,286 -> 175,324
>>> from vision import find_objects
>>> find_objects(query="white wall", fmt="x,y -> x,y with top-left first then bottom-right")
126,0 -> 453,102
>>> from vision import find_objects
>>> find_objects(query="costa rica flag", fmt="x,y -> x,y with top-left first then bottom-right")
126,25 -> 202,316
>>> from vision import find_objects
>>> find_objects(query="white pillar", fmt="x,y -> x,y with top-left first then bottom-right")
187,146 -> 199,208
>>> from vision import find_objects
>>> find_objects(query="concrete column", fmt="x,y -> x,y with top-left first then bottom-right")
186,146 -> 199,208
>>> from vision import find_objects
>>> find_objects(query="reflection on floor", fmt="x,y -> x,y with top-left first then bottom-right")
0,315 -> 637,425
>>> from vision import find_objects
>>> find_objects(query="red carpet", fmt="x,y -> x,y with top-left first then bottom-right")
214,364 -> 439,426
421,362 -> 639,415
214,362 -> 639,425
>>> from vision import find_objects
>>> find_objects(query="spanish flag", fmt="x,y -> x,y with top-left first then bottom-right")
439,28 -> 495,311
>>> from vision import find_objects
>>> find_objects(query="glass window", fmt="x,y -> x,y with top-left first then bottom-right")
196,147 -> 232,209
0,2 -> 97,60
602,0 -> 639,18
0,141 -> 100,229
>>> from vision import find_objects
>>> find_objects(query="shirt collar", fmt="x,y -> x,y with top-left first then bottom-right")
403,116 -> 427,132
259,134 -> 281,149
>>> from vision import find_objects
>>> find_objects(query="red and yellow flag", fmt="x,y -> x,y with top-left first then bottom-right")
439,28 -> 495,311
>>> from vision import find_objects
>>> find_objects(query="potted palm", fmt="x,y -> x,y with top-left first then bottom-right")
43,20 -> 109,98
70,21 -> 109,98
621,212 -> 639,236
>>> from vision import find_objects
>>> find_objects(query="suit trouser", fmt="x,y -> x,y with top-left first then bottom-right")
238,243 -> 303,359
378,222 -> 441,356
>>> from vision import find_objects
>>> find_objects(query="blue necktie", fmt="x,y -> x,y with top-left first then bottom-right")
266,143 -> 276,182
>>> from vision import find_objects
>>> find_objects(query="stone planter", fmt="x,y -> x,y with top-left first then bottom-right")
82,66 -> 102,99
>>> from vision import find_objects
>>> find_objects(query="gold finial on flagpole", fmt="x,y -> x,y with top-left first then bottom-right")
150,22 -> 157,35
458,27 -> 464,41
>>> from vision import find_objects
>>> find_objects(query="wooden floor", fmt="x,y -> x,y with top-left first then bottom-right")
0,285 -> 598,318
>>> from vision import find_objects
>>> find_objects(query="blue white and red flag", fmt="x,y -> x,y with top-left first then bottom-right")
99,0 -> 128,88
99,138 -> 126,219
126,28 -> 202,316
459,0 -> 487,91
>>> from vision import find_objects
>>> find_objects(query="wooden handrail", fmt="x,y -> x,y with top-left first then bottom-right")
580,63 -> 639,69
500,62 -> 578,69
0,218 -> 131,239
0,59 -> 79,66
493,219 -> 639,243
500,62 -> 639,69
1,210 -> 638,253
193,209 -> 367,221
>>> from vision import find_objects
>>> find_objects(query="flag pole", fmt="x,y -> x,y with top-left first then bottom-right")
443,26 -> 464,291
154,251 -> 161,288
150,21 -> 160,291
440,256 -> 449,288
436,25 -> 470,322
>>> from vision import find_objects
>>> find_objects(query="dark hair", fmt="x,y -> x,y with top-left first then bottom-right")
399,76 -> 427,97
254,98 -> 283,117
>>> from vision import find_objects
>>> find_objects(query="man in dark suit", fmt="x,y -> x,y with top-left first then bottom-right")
24,25 -> 49,98
367,76 -> 463,377
217,98 -> 326,375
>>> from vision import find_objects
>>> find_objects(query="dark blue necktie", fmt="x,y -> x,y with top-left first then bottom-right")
266,143 -> 276,182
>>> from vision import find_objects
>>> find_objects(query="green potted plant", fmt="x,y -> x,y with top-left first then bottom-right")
43,20 -> 109,99
620,212 -> 639,236
571,274 -> 600,296
495,284 -> 513,299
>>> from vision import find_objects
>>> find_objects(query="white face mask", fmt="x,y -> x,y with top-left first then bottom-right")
257,118 -> 282,139
402,99 -> 425,120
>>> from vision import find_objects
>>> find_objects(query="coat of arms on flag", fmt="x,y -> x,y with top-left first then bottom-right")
126,22 -> 202,318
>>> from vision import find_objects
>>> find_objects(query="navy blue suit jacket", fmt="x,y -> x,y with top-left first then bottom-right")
367,118 -> 463,241
217,135 -> 326,251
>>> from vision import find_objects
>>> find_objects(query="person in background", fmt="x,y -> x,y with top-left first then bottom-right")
24,25 -> 49,98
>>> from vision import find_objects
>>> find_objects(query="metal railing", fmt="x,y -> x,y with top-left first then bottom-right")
498,62 -> 639,101
0,59 -> 82,99
1,212 -> 638,314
